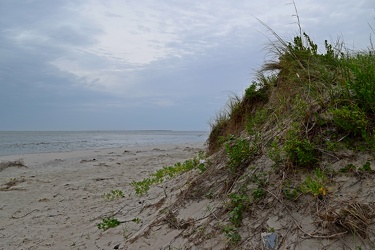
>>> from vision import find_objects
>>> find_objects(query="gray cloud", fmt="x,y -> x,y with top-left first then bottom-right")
0,0 -> 374,130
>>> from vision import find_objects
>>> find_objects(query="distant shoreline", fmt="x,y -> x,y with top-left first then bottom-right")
0,129 -> 209,132
0,130 -> 209,157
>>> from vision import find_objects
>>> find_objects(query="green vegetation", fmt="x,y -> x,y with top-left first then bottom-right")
97,216 -> 144,231
301,168 -> 328,197
284,126 -> 319,167
209,28 -> 375,162
132,217 -> 142,224
221,134 -> 260,174
339,162 -> 372,173
102,189 -> 125,201
222,135 -> 251,173
223,225 -> 241,245
267,140 -> 283,168
205,19 -> 375,247
97,217 -> 121,231
246,107 -> 269,135
227,193 -> 251,227
282,185 -> 299,201
131,156 -> 206,196
100,13 -> 375,249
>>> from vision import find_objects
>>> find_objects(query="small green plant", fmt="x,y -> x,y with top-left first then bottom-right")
284,128 -> 318,167
132,217 -> 142,224
102,189 -> 125,201
339,162 -> 372,173
358,162 -> 372,172
208,110 -> 229,152
205,190 -> 214,199
246,108 -> 268,135
325,139 -> 341,151
282,180 -> 299,200
249,172 -> 268,187
223,225 -> 241,245
291,95 -> 308,119
267,140 -> 283,168
227,193 -> 251,227
248,172 -> 268,201
97,217 -> 121,231
131,177 -> 154,196
229,206 -> 243,228
131,156 -> 206,196
301,168 -> 328,197
223,135 -> 260,173
339,164 -> 357,173
283,187 -> 299,200
223,135 -> 252,173
252,188 -> 266,201
245,84 -> 259,100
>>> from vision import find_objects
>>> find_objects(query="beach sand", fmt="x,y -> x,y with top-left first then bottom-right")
0,142 -> 205,250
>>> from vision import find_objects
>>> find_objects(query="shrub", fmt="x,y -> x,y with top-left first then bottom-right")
223,135 -> 253,173
344,52 -> 375,113
331,105 -> 368,136
267,140 -> 283,168
246,108 -> 268,135
284,128 -> 318,167
244,81 -> 269,103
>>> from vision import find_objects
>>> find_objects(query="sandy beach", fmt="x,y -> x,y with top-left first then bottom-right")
0,142 -> 205,250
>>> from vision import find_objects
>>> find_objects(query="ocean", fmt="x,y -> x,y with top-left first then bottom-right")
0,130 -> 209,157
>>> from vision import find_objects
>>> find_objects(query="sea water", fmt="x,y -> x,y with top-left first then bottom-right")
0,130 -> 209,156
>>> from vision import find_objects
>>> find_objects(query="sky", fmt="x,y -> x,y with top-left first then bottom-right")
0,1 -> 374,131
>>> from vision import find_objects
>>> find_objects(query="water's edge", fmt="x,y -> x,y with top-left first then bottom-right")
0,130 -> 209,157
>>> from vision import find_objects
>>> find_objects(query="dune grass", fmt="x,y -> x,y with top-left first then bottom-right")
206,15 -> 375,246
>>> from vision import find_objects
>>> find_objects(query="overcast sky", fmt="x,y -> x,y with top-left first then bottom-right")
0,1 -> 373,131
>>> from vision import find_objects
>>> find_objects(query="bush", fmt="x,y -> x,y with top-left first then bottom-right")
246,108 -> 268,135
244,81 -> 269,103
344,52 -> 375,113
223,135 -> 253,173
331,105 -> 368,136
284,128 -> 318,167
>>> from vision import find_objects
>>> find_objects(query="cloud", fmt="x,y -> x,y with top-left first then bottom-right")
0,0 -> 374,130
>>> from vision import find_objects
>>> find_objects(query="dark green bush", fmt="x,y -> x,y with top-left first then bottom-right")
344,53 -> 375,113
224,135 -> 250,172
284,129 -> 318,167
331,105 -> 368,136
